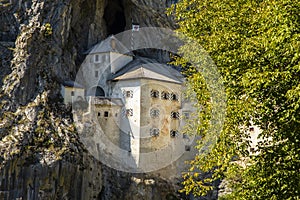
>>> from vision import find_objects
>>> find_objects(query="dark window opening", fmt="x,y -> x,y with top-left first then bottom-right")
126,109 -> 133,116
71,91 -> 75,96
170,130 -> 178,138
185,145 -> 191,151
171,111 -> 180,119
104,0 -> 126,35
125,90 -> 133,98
170,93 -> 178,101
249,127 -> 254,132
161,91 -> 170,100
104,111 -> 109,117
150,90 -> 159,98
98,112 -> 101,117
95,71 -> 99,78
95,54 -> 100,63
87,86 -> 105,97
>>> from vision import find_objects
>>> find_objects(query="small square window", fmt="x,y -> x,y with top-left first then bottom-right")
71,91 -> 75,96
125,90 -> 133,98
126,109 -> 133,116
95,71 -> 99,78
185,145 -> 191,151
150,90 -> 159,98
98,112 -> 101,117
171,111 -> 180,119
150,128 -> 160,137
161,91 -> 169,100
249,127 -> 254,132
104,111 -> 109,117
250,147 -> 255,153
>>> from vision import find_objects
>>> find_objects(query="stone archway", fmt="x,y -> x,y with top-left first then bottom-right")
87,86 -> 105,97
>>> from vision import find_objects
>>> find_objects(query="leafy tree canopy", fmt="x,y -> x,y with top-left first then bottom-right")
168,0 -> 300,199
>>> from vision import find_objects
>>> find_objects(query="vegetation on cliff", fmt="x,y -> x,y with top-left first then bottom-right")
169,0 -> 300,199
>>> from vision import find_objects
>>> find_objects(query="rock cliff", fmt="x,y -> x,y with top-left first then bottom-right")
0,0 -> 183,199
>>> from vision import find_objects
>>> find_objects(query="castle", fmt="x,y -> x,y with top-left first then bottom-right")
62,35 -> 195,172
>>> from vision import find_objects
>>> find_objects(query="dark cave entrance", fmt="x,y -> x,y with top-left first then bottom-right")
104,0 -> 126,35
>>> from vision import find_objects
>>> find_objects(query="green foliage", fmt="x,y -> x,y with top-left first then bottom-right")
168,0 -> 300,199
43,23 -> 53,37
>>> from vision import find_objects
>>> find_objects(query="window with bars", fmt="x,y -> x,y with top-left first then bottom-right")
170,130 -> 178,138
126,109 -> 133,116
150,90 -> 159,98
150,108 -> 160,118
171,111 -> 180,119
125,90 -> 133,98
170,93 -> 178,101
161,91 -> 169,100
150,128 -> 160,137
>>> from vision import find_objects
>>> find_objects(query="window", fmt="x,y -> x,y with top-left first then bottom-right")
125,90 -> 133,98
170,130 -> 178,138
71,91 -> 75,96
150,90 -> 159,98
161,91 -> 170,100
104,111 -> 109,117
94,54 -> 100,63
171,111 -> 180,119
150,108 -> 160,118
98,112 -> 101,117
185,145 -> 191,151
249,127 -> 254,132
126,109 -> 133,116
95,71 -> 99,78
150,128 -> 160,137
170,93 -> 178,101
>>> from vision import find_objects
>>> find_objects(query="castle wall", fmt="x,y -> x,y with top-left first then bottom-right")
139,79 -> 182,153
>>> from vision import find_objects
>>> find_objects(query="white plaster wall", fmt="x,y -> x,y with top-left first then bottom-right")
113,79 -> 141,162
61,86 -> 85,104
79,53 -> 111,94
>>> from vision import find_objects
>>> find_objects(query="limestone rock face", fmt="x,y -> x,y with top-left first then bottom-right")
0,0 -> 180,199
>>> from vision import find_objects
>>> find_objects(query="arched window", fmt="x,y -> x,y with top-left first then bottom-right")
161,91 -> 169,100
170,93 -> 178,101
150,90 -> 159,98
170,130 -> 178,138
171,111 -> 180,119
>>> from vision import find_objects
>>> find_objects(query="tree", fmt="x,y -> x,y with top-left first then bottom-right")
168,0 -> 300,199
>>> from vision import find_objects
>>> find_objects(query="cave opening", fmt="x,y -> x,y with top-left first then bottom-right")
104,0 -> 126,35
